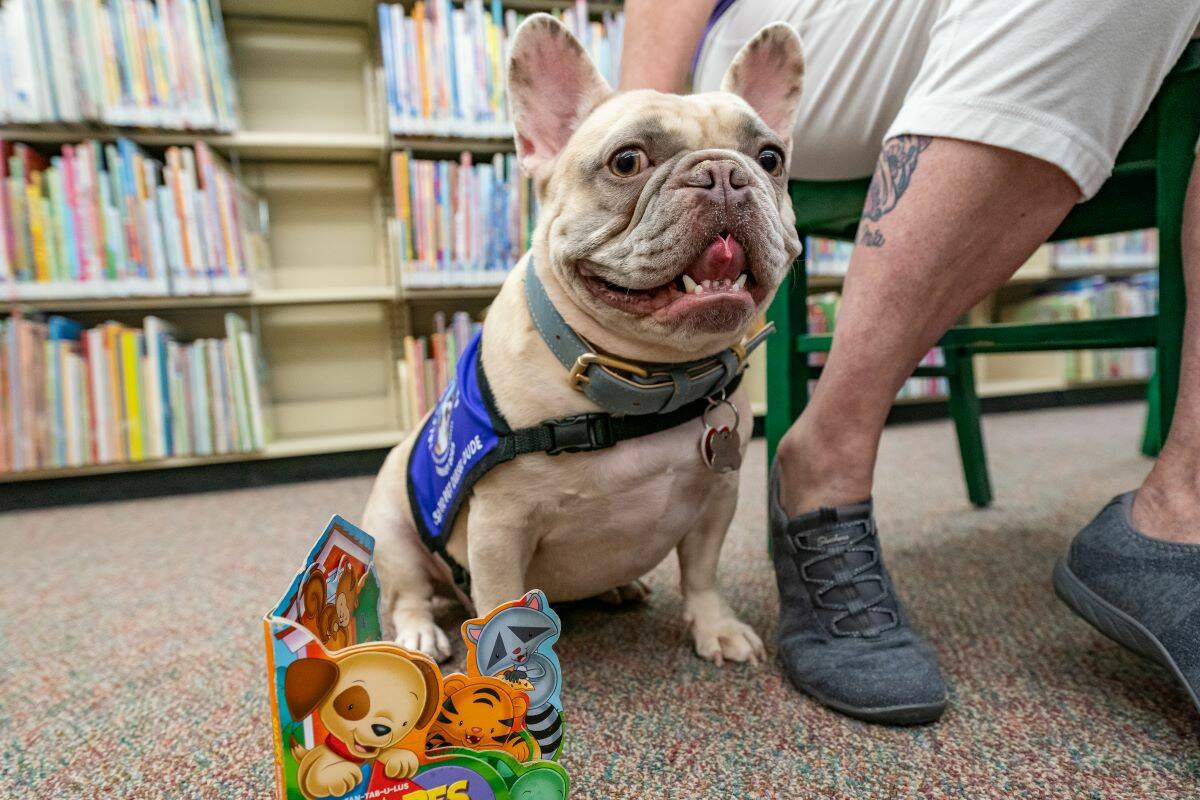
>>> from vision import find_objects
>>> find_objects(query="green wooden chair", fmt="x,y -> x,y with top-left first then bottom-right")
765,41 -> 1200,507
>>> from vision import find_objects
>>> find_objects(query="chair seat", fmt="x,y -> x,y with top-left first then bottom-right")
791,160 -> 1159,244
795,315 -> 1158,354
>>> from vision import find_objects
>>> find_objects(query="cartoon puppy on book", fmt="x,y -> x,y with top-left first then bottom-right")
285,645 -> 441,799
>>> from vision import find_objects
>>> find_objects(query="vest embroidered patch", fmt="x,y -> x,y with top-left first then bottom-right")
408,331 -> 504,547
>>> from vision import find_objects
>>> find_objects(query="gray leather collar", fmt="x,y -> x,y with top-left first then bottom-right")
523,258 -> 772,415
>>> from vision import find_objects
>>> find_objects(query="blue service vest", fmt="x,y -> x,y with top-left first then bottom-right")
407,331 -> 506,559
406,328 -> 745,588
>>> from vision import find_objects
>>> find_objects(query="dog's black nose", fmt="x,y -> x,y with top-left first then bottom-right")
371,723 -> 392,737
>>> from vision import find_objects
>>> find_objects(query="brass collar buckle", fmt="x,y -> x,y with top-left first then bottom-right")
568,352 -> 651,391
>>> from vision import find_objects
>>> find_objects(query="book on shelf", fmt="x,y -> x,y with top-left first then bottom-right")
0,0 -> 238,130
378,0 -> 623,138
0,309 -> 268,474
806,237 -> 853,276
807,290 -> 949,400
1003,273 -> 1158,383
396,309 -> 481,430
390,149 -> 533,288
810,229 -> 1158,279
0,136 -> 269,300
1052,230 -> 1157,270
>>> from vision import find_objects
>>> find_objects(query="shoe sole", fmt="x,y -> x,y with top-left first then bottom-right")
783,666 -> 947,726
1053,557 -> 1200,714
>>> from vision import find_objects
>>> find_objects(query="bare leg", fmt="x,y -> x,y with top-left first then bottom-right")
776,136 -> 1080,515
1132,159 -> 1200,543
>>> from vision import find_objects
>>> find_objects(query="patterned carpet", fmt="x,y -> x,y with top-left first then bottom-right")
2,401 -> 1198,799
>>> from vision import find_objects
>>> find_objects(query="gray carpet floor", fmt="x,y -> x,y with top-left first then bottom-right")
2,401 -> 1198,799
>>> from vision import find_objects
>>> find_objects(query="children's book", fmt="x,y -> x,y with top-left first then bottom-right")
263,516 -> 569,800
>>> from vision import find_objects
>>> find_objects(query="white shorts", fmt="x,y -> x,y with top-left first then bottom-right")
694,0 -> 1200,199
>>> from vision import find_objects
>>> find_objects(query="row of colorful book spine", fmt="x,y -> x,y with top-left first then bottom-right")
808,231 -> 1158,277
397,309 -> 481,430
378,0 -> 623,137
0,137 -> 269,299
0,0 -> 238,130
1003,273 -> 1158,382
808,290 -> 949,400
390,150 -> 533,288
1,310 -> 268,473
1052,230 -> 1157,270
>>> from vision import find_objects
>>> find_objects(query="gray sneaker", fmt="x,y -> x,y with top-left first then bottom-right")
1054,491 -> 1200,714
769,466 -> 948,724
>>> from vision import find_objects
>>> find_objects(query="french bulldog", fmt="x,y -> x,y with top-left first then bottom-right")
364,14 -> 804,665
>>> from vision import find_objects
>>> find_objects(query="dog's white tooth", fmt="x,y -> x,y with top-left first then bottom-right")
694,284 -> 705,294
682,274 -> 698,293
734,273 -> 748,289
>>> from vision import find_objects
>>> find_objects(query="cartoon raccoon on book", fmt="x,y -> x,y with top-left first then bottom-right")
464,592 -> 563,760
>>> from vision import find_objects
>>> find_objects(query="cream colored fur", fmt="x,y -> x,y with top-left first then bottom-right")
364,17 -> 805,665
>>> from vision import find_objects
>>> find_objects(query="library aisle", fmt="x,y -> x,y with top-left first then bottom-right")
0,0 -> 1160,486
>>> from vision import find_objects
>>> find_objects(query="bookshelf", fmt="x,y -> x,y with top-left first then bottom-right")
0,0 -> 623,484
0,0 -> 1154,486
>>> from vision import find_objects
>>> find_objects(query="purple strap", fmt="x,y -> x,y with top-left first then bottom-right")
691,0 -> 740,77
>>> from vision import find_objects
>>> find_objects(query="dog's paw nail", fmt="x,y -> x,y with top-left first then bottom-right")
692,617 -> 763,666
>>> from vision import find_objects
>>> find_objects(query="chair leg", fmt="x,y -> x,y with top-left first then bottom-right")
765,256 -> 810,468
1141,369 -> 1162,457
944,348 -> 993,507
1153,71 -> 1198,443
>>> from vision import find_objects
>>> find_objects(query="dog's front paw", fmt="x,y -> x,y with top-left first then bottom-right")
392,608 -> 452,662
684,593 -> 765,667
311,761 -> 363,798
378,748 -> 420,779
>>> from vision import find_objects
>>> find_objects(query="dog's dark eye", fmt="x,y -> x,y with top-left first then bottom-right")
609,148 -> 647,177
757,147 -> 784,175
333,686 -> 370,721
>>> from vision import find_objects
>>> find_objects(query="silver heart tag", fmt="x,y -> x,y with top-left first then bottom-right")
702,426 -> 743,473
700,395 -> 743,473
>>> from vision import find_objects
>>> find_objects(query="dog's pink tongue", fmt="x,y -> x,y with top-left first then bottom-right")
687,234 -> 746,282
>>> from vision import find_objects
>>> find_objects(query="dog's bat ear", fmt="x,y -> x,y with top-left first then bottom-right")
284,658 -> 339,721
721,22 -> 805,143
507,13 -> 612,173
411,657 -> 443,730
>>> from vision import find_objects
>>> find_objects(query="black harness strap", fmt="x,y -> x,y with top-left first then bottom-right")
507,372 -> 742,457
427,356 -> 743,595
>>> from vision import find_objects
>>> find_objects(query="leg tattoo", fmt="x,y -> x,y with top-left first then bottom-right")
858,135 -> 932,247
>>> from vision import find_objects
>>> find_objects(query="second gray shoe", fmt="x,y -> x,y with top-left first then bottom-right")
1054,491 -> 1200,714
770,465 -> 947,724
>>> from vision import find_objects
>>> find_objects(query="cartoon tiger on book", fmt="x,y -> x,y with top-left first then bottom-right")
425,674 -> 539,762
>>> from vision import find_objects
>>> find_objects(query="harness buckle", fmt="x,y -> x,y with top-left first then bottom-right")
544,413 -> 616,455
567,352 -> 651,391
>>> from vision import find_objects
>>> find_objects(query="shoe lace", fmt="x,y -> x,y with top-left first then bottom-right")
796,522 -> 898,638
